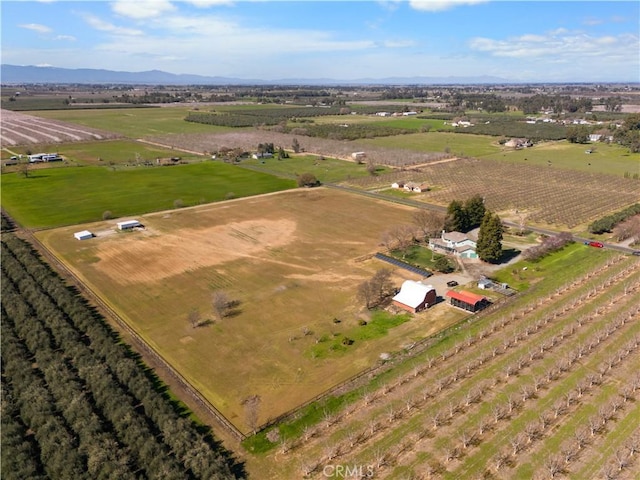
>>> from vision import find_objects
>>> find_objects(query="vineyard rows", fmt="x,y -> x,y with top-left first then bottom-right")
0,233 -> 241,480
270,253 -> 640,479
342,158 -> 640,227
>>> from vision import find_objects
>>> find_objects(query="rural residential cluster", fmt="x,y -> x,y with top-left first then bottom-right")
1,78 -> 640,480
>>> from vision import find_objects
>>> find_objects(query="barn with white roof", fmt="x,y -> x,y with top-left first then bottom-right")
392,280 -> 437,313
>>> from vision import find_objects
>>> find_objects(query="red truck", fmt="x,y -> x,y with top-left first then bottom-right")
585,241 -> 604,248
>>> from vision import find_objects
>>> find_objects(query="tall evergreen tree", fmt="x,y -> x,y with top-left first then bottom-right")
464,195 -> 486,229
477,212 -> 503,263
445,200 -> 469,232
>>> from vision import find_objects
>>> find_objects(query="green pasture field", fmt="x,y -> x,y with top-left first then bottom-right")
296,114 -> 450,132
360,131 -> 503,157
1,162 -> 294,229
2,139 -> 201,166
27,106 -> 235,137
36,188 -> 468,433
490,241 -> 594,290
483,139 -> 640,177
240,154 -> 390,183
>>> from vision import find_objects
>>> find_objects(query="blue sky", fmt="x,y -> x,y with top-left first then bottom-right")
2,1 -> 639,82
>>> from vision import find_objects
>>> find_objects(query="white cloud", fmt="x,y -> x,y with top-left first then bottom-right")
383,39 -> 416,48
19,23 -> 52,34
185,0 -> 235,7
111,0 -> 176,19
81,13 -> 144,36
409,0 -> 488,12
55,35 -> 77,41
469,30 -> 640,64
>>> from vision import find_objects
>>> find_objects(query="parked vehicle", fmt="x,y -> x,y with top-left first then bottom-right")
584,241 -> 604,248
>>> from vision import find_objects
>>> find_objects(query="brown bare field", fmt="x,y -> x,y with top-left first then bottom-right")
0,109 -> 120,147
36,188 -> 468,433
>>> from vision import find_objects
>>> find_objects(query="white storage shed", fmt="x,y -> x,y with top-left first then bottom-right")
74,230 -> 93,241
117,220 -> 142,230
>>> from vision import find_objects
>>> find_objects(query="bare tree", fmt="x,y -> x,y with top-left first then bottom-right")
544,455 -> 565,478
211,290 -> 231,320
187,307 -> 201,328
357,279 -> 377,310
242,394 -> 261,434
18,160 -> 30,178
370,268 -> 394,301
358,268 -> 393,309
412,209 -> 445,240
574,427 -> 590,450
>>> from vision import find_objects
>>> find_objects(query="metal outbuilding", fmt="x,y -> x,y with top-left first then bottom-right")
74,230 -> 93,241
117,220 -> 142,230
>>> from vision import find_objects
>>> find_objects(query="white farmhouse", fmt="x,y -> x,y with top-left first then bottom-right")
429,230 -> 478,259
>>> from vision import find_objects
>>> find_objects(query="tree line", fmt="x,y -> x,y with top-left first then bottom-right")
0,231 -> 244,480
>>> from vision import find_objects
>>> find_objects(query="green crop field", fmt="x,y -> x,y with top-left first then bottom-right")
28,106 -> 235,137
300,114 -> 450,132
1,162 -> 295,229
3,139 -> 202,166
37,188 -> 469,434
483,139 -> 640,177
360,131 -> 503,157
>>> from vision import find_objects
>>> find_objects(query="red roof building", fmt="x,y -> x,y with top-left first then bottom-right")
446,290 -> 489,312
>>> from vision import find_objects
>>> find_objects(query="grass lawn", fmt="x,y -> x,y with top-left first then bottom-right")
483,139 -> 640,177
389,244 -> 454,272
1,162 -> 295,229
490,242 -> 601,291
3,139 -> 203,167
360,131 -> 503,157
27,106 -> 236,137
240,153 -> 391,183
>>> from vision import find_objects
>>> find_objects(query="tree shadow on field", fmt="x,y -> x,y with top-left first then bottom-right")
225,299 -> 243,319
498,247 -> 521,264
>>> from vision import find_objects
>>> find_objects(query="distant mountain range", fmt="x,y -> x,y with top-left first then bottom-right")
1,64 -> 511,86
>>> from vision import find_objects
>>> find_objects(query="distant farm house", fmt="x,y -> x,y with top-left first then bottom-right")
392,280 -> 437,313
446,290 -> 489,313
429,231 -> 478,259
401,182 -> 430,193
117,220 -> 142,231
504,138 -> 532,149
252,152 -> 273,159
73,230 -> 93,241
